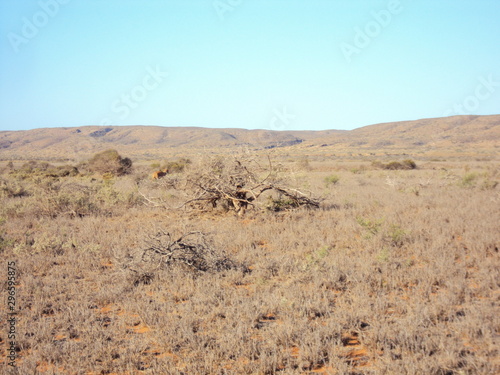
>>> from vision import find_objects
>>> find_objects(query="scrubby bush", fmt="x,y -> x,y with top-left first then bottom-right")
84,149 -> 132,176
164,157 -> 192,173
460,172 -> 477,188
401,159 -> 417,169
372,159 -> 417,170
9,161 -> 79,179
324,174 -> 340,187
0,178 -> 30,198
266,196 -> 300,212
46,165 -> 79,177
297,157 -> 312,171
481,179 -> 498,190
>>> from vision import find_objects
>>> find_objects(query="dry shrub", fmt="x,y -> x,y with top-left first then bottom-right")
164,157 -> 192,173
1,177 -> 139,219
82,149 -> 132,176
0,178 -> 30,198
8,161 -> 79,180
373,159 -> 417,170
140,230 -> 245,273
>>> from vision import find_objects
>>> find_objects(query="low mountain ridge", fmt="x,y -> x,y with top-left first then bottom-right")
0,115 -> 498,160
320,115 -> 500,149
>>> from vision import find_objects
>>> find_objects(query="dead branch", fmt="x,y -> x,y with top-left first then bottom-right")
141,230 -> 245,273
138,190 -> 165,207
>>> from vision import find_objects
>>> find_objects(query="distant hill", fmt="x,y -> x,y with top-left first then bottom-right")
0,126 -> 342,160
0,115 -> 498,160
303,115 -> 500,150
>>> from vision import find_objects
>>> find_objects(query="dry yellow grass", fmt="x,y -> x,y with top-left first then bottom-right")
0,151 -> 499,374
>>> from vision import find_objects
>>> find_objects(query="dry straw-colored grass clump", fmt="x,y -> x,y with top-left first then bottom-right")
0,152 -> 498,374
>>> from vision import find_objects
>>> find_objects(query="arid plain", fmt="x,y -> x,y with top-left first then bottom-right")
1,115 -> 499,374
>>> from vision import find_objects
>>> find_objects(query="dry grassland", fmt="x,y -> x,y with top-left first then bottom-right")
0,152 -> 499,374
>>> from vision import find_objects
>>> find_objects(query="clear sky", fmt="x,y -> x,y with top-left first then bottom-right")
1,0 -> 499,131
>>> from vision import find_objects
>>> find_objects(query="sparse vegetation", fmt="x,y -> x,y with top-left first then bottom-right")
0,153 -> 498,374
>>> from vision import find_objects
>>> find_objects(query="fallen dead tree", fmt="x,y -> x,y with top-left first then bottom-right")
139,154 -> 321,215
178,155 -> 320,215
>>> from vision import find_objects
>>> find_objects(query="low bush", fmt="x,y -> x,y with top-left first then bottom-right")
372,159 -> 417,170
324,174 -> 340,187
164,157 -> 192,173
83,149 -> 132,176
460,172 -> 477,188
10,161 -> 79,180
266,196 -> 300,212
0,178 -> 30,198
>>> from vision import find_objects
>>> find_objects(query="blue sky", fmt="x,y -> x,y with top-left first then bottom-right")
1,0 -> 499,131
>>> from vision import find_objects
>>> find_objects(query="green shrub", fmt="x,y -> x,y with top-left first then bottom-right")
357,217 -> 383,235
376,248 -> 390,262
460,173 -> 477,188
266,197 -> 299,212
387,224 -> 407,247
324,174 -> 340,187
303,246 -> 331,270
